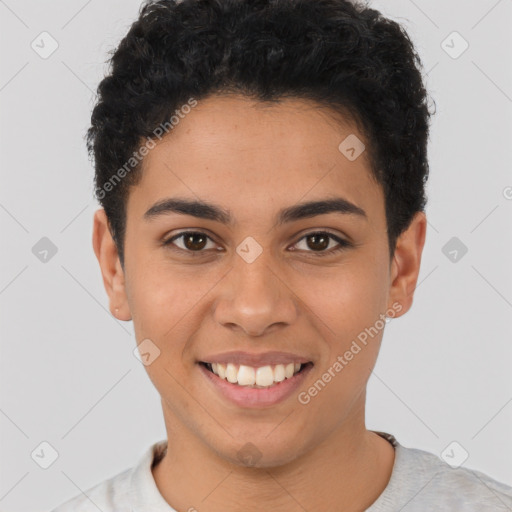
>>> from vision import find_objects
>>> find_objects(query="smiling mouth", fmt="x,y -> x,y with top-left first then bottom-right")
200,361 -> 313,388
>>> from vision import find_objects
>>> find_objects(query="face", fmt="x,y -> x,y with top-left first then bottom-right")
93,94 -> 425,467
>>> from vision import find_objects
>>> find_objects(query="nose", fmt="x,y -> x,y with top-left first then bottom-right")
213,250 -> 299,337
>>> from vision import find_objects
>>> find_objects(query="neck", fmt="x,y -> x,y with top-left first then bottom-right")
152,402 -> 395,511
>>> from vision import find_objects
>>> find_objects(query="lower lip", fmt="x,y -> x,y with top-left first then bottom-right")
199,363 -> 313,408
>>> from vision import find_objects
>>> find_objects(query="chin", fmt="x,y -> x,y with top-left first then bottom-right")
211,430 -> 309,469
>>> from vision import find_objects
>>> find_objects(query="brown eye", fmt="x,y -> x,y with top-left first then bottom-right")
182,232 -> 208,251
164,231 -> 217,253
292,231 -> 350,255
305,233 -> 330,251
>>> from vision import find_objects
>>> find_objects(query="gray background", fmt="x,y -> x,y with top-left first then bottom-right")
0,0 -> 511,510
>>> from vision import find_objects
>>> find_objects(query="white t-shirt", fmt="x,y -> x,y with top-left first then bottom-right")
50,432 -> 512,511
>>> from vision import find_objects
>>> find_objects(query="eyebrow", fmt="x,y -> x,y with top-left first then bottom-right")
143,196 -> 367,225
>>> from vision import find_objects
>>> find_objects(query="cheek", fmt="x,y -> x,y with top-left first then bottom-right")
125,258 -> 221,358
295,250 -> 390,403
302,257 -> 390,340
126,270 -> 201,398
124,254 -> 183,342
296,267 -> 387,421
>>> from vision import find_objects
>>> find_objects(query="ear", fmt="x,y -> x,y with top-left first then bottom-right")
92,208 -> 132,321
386,211 -> 427,317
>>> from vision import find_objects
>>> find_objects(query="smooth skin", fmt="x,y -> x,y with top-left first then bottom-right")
93,94 -> 426,512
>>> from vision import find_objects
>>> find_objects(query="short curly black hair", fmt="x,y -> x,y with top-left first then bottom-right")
87,0 -> 433,267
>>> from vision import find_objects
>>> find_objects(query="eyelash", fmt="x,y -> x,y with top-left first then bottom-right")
162,230 -> 351,257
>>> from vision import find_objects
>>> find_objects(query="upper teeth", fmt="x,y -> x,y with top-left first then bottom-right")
208,362 -> 302,388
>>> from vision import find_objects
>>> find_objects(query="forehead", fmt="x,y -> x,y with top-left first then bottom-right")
128,94 -> 384,226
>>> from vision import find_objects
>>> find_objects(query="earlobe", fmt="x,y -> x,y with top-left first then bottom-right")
92,208 -> 132,321
387,211 -> 427,317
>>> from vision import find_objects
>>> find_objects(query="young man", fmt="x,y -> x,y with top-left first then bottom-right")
52,0 -> 512,510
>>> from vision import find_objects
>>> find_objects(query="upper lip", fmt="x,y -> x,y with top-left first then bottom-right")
199,351 -> 312,367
